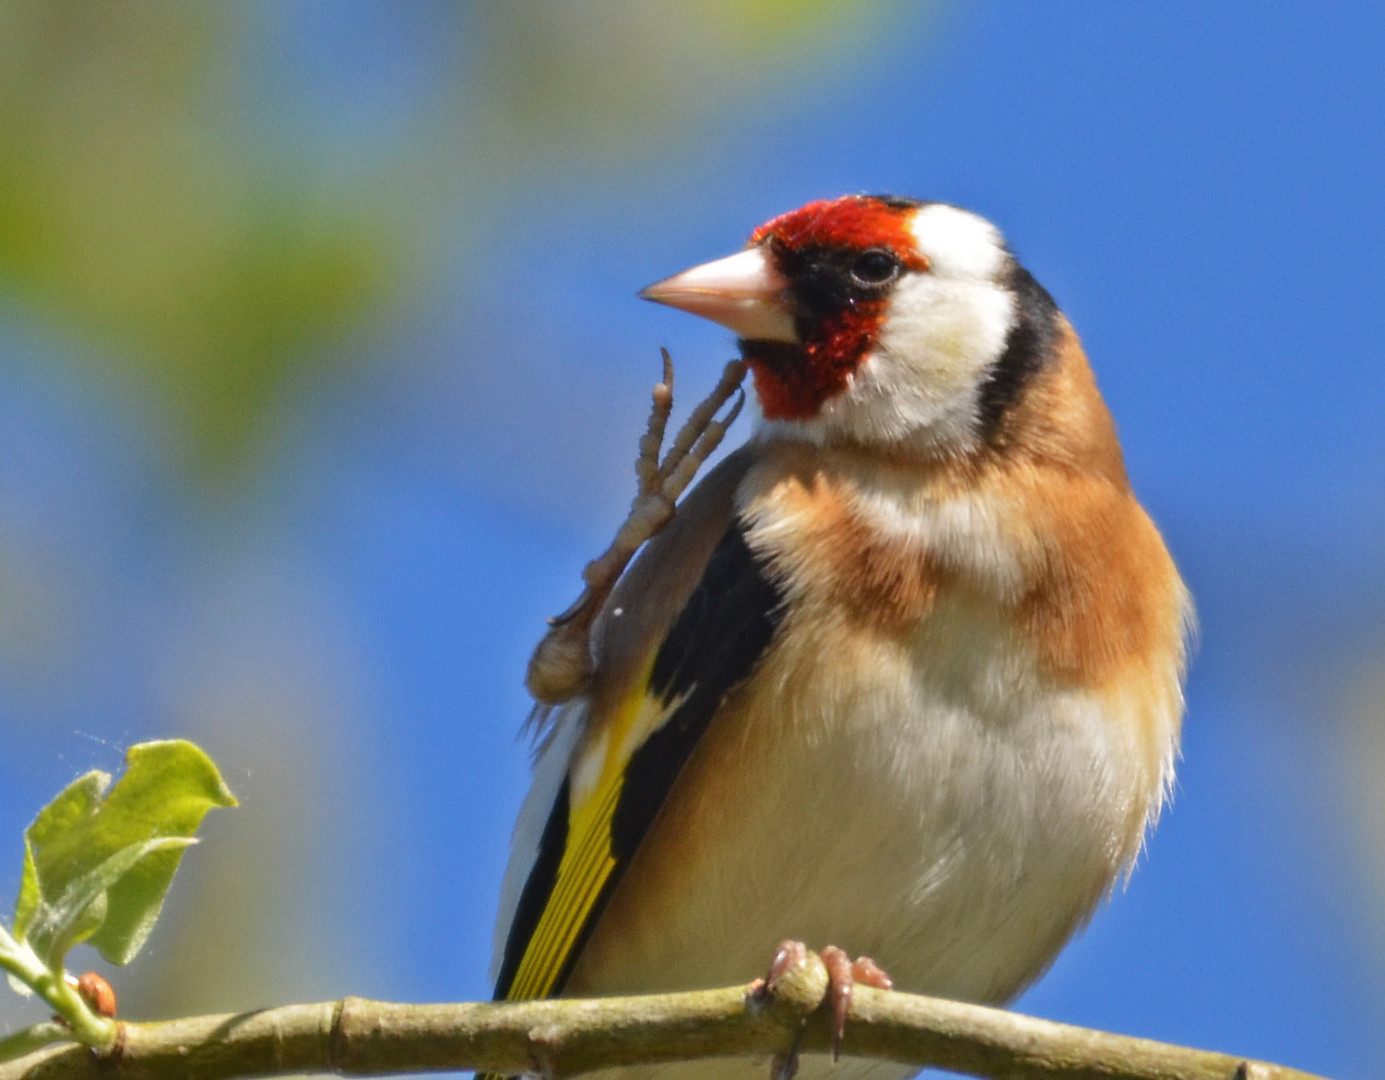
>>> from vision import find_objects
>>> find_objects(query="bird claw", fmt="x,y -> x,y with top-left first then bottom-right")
819,946 -> 893,1060
524,352 -> 748,706
769,1038 -> 803,1080
753,936 -> 891,1068
761,942 -> 808,1080
766,939 -> 810,990
755,940 -> 893,1070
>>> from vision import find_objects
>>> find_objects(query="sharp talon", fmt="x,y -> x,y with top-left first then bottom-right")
820,945 -> 853,1061
769,1043 -> 800,1080
766,939 -> 807,987
769,1026 -> 804,1080
723,386 -> 747,426
660,346 -> 674,389
760,940 -> 893,1064
852,955 -> 893,991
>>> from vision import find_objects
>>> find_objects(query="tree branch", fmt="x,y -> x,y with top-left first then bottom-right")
0,951 -> 1326,1080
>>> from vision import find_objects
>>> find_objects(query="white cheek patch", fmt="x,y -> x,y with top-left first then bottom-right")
910,204 -> 1007,280
755,204 -> 1018,453
788,273 -> 1014,451
877,274 -> 1014,389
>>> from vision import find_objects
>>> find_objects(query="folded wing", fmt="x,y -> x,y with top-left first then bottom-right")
492,453 -> 784,1001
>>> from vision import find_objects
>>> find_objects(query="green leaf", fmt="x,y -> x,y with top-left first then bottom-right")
12,740 -> 236,969
26,838 -> 194,970
12,772 -> 109,944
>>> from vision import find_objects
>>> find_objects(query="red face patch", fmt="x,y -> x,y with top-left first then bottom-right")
750,196 -> 928,270
744,196 -> 928,421
743,308 -> 882,421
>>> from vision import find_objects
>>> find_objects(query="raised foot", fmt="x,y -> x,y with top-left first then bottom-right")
755,939 -> 894,1079
525,351 -> 747,705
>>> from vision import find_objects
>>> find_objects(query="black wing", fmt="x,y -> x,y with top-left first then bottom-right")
492,520 -> 784,1001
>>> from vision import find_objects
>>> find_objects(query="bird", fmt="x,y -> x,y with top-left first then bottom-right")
487,195 -> 1192,1080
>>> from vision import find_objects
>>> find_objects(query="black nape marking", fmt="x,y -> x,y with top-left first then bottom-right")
978,261 -> 1060,437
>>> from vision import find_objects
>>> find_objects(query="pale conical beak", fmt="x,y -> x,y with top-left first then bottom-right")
639,247 -> 798,343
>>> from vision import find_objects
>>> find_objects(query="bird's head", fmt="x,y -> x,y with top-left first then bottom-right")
641,195 -> 1063,457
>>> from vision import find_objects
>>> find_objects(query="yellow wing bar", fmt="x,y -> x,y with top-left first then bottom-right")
504,767 -> 623,1000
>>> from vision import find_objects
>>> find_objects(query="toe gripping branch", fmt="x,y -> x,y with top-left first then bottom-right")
755,941 -> 894,1080
525,351 -> 748,705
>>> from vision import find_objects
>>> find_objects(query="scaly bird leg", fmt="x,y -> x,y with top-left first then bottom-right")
525,352 -> 747,705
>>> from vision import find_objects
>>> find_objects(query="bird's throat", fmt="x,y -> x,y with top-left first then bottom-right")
742,301 -> 884,421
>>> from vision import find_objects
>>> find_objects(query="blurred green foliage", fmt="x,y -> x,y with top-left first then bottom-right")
0,0 -> 925,1022
0,0 -> 910,488
12,740 -> 234,972
0,3 -> 391,482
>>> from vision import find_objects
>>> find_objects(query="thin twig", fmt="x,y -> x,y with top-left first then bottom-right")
0,953 -> 1327,1080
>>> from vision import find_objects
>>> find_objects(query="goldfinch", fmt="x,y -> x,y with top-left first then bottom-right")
489,195 -> 1192,1080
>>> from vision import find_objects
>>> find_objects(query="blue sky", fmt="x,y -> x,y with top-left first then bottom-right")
1,4 -> 1382,1077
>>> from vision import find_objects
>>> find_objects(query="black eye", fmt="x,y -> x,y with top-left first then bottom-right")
849,249 -> 901,288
